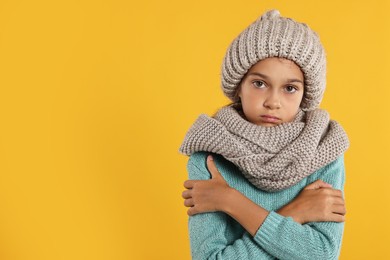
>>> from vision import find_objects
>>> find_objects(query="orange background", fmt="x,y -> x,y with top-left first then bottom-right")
0,0 -> 389,259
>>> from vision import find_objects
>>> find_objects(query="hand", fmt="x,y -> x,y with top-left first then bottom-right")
182,155 -> 232,216
276,179 -> 346,224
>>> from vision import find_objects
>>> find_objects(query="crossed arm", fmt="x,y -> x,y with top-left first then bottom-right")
182,153 -> 346,260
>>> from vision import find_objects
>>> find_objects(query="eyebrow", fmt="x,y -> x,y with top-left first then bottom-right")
247,72 -> 304,85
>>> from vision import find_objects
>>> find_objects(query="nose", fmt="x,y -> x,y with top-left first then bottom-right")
263,90 -> 281,110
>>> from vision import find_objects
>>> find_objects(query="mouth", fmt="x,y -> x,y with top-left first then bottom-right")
260,115 -> 281,123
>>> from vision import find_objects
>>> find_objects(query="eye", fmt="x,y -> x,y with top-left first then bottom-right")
285,85 -> 298,93
253,81 -> 265,88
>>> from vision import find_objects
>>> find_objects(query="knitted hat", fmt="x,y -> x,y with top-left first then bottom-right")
221,9 -> 326,111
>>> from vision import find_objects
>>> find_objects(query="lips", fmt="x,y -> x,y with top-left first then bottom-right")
260,115 -> 281,123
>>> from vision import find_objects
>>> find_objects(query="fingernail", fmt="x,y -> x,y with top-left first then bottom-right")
208,155 -> 213,161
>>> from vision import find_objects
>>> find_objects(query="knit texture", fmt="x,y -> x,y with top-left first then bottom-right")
179,104 -> 349,192
187,151 -> 345,260
221,9 -> 326,111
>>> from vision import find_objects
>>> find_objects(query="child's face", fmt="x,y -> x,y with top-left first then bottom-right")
238,57 -> 304,127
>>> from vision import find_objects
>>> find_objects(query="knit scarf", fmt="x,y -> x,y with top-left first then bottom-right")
179,104 -> 350,192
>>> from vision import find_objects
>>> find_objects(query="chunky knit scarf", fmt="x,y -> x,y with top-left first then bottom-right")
179,105 -> 349,192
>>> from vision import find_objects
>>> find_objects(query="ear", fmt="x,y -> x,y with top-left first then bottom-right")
235,84 -> 242,99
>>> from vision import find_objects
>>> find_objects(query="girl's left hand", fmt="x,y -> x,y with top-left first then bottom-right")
182,155 -> 232,216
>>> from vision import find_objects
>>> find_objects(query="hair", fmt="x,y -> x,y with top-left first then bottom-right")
213,82 -> 243,118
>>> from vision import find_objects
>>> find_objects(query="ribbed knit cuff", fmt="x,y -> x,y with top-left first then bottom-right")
254,211 -> 285,246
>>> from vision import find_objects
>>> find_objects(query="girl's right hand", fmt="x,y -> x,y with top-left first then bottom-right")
276,180 -> 346,224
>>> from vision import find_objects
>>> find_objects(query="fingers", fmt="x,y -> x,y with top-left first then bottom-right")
184,198 -> 194,207
332,204 -> 347,216
333,189 -> 344,198
322,188 -> 344,198
332,196 -> 345,206
182,189 -> 196,214
315,188 -> 345,205
183,180 -> 196,189
206,155 -> 221,179
182,189 -> 191,199
303,180 -> 345,199
304,179 -> 333,190
187,206 -> 197,216
328,213 -> 346,222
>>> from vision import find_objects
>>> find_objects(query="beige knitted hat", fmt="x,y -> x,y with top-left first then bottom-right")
221,9 -> 326,111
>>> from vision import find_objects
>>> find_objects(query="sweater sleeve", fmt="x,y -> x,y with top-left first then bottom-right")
253,155 -> 346,260
186,156 -> 275,260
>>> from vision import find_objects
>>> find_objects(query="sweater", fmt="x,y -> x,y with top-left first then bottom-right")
186,151 -> 346,260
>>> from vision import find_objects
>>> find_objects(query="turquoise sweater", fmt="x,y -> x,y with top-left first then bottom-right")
187,151 -> 346,260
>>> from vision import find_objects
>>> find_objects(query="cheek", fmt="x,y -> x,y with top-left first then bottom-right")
242,87 -> 262,103
242,93 -> 263,111
287,93 -> 304,108
283,96 -> 303,120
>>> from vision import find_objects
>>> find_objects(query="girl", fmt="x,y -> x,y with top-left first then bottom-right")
179,9 -> 349,260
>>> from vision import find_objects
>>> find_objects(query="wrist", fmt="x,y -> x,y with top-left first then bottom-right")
220,187 -> 270,236
220,187 -> 238,214
277,204 -> 303,224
